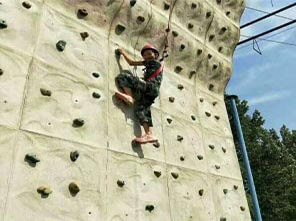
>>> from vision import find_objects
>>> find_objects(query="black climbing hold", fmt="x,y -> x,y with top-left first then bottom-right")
208,84 -> 214,91
215,165 -> 221,169
171,172 -> 179,179
166,118 -> 172,124
0,19 -> 7,29
77,9 -> 88,19
223,189 -> 228,194
213,64 -> 218,70
153,141 -> 160,148
69,182 -> 80,196
209,35 -> 215,41
177,84 -> 184,90
215,115 -> 220,120
0,68 -> 3,76
56,40 -> 66,52
206,11 -> 212,18
24,153 -> 40,167
72,118 -> 84,128
191,3 -> 197,9
40,88 -> 51,97
226,11 -> 231,16
115,24 -> 126,35
175,66 -> 183,73
207,54 -> 212,59
240,206 -> 246,211
212,101 -> 218,106
117,180 -> 125,187
180,44 -> 186,50
216,0 -> 221,4
197,155 -> 203,160
188,23 -> 194,29
177,135 -> 183,142
189,71 -> 196,79
218,46 -> 223,52
172,31 -> 178,37
209,144 -> 215,150
198,189 -> 204,196
145,205 -> 154,213
169,97 -> 175,103
154,171 -> 161,177
219,27 -> 227,35
80,32 -> 89,41
70,151 -> 79,162
220,217 -> 227,221
136,16 -> 145,24
180,156 -> 185,161
222,147 -> 226,153
92,92 -> 101,99
92,72 -> 100,78
22,1 -> 32,9
37,186 -> 52,198
234,185 -> 238,190
199,98 -> 204,103
163,2 -> 170,10
205,112 -> 211,117
130,0 -> 137,7
197,49 -> 203,56
191,115 -> 196,121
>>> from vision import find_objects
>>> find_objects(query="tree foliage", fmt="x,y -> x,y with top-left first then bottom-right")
225,96 -> 296,221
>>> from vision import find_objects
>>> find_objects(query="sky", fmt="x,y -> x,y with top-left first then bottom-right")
226,0 -> 296,132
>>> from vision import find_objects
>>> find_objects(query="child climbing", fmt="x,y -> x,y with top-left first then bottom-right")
115,44 -> 163,144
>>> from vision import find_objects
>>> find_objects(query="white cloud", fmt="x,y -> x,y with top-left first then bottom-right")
247,90 -> 291,105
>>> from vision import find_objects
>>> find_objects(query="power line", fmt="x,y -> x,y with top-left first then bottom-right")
245,6 -> 295,21
241,3 -> 296,28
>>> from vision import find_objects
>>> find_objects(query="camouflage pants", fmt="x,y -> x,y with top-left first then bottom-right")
115,70 -> 159,127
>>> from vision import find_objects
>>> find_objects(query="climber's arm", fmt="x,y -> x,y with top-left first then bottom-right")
118,49 -> 145,66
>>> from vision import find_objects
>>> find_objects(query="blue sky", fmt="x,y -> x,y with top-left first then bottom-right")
226,0 -> 296,131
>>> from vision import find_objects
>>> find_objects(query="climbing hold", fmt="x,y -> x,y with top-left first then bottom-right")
80,32 -> 89,41
70,151 -> 79,162
191,115 -> 196,121
40,88 -> 51,97
37,186 -> 52,198
189,71 -> 196,79
56,40 -> 66,52
213,64 -> 218,70
197,49 -> 203,55
163,2 -> 170,10
180,44 -> 186,50
197,155 -> 203,160
222,147 -> 227,153
177,84 -> 184,90
130,0 -> 137,7
92,92 -> 101,99
24,153 -> 40,167
218,46 -> 223,52
198,189 -> 204,196
154,170 -> 161,178
72,118 -> 84,128
220,217 -> 227,221
69,182 -> 80,196
0,68 -> 3,76
219,27 -> 227,35
212,101 -> 218,106
207,54 -> 212,59
77,9 -> 88,19
226,11 -> 231,16
209,144 -> 215,150
215,115 -> 220,120
177,135 -> 183,142
92,72 -> 100,78
172,31 -> 178,37
188,23 -> 194,29
209,34 -> 215,41
22,1 -> 32,9
0,19 -> 8,29
199,98 -> 204,103
216,0 -> 222,4
166,118 -> 172,124
171,172 -> 179,179
115,24 -> 126,35
153,141 -> 160,148
169,97 -> 175,103
215,165 -> 221,169
191,3 -> 197,9
223,189 -> 228,194
208,84 -> 214,91
175,66 -> 183,73
240,206 -> 246,211
117,180 -> 125,187
145,205 -> 154,213
234,185 -> 239,190
180,156 -> 185,161
136,16 -> 145,24
205,112 -> 211,117
206,11 -> 212,18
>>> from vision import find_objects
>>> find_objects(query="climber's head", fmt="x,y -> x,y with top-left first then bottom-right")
141,44 -> 159,60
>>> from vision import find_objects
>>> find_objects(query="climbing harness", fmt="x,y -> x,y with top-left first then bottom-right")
146,64 -> 164,81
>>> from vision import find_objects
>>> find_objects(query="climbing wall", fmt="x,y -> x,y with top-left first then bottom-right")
0,0 -> 251,220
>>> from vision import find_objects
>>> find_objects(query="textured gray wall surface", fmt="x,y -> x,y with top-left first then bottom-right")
0,0 -> 251,220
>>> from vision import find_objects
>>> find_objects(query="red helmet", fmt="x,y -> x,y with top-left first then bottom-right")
141,44 -> 159,57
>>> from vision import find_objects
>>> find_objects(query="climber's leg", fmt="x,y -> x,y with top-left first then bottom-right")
115,91 -> 134,106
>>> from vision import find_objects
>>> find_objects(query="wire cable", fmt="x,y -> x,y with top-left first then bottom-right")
245,6 -> 295,21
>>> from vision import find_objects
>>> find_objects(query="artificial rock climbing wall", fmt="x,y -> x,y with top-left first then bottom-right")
0,0 -> 251,220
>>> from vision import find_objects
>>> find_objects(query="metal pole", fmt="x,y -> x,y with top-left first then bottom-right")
226,95 -> 262,221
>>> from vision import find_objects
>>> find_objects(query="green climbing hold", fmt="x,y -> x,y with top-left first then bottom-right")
0,20 -> 8,29
56,40 -> 66,52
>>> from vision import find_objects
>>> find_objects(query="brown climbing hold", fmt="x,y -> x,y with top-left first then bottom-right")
240,206 -> 246,211
215,115 -> 220,120
188,23 -> 194,29
154,171 -> 161,178
234,185 -> 239,190
177,135 -> 183,142
222,147 -> 227,153
163,2 -> 170,10
205,112 -> 211,117
169,97 -> 175,103
92,92 -> 101,99
136,16 -> 145,24
215,165 -> 221,169
153,141 -> 160,148
191,3 -> 197,9
198,189 -> 204,196
115,24 -> 126,35
92,72 -> 100,78
22,1 -> 31,9
72,118 -> 84,128
197,155 -> 203,160
77,9 -> 88,19
80,32 -> 89,41
175,66 -> 183,73
145,205 -> 154,213
40,88 -> 51,97
177,84 -> 184,90
166,118 -> 172,124
223,189 -> 228,194
69,182 -> 80,196
191,115 -> 196,121
56,40 -> 66,52
117,180 -> 125,187
180,156 -> 185,161
37,186 -> 52,198
209,144 -> 215,150
25,153 -> 40,167
0,68 -> 3,76
70,151 -> 79,162
171,172 -> 179,179
0,19 -> 8,29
